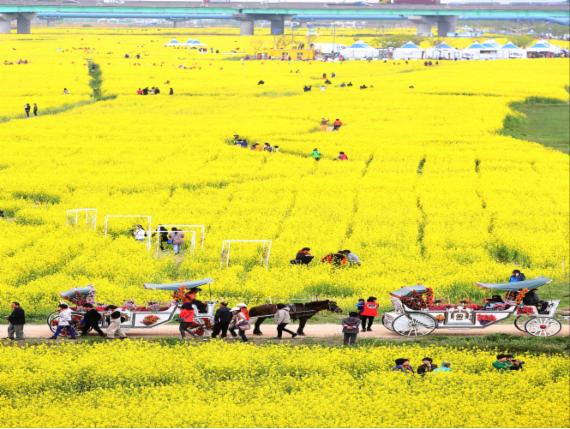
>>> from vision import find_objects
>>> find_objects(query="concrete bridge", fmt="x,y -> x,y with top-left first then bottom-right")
0,1 -> 568,36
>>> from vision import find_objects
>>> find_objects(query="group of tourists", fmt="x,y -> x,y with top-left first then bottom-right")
154,226 -> 186,254
392,357 -> 452,374
23,103 -> 38,117
310,148 -> 349,161
136,87 -> 174,95
291,247 -> 361,267
319,118 -> 343,132
231,134 -> 280,153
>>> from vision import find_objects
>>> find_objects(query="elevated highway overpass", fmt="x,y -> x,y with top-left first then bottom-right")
0,1 -> 568,36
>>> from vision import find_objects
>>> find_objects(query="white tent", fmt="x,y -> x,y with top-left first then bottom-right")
426,42 -> 459,60
462,41 -> 483,60
479,40 -> 502,60
164,38 -> 180,47
313,43 -> 347,54
501,41 -> 526,59
392,41 -> 424,60
339,41 -> 379,59
185,38 -> 206,47
527,40 -> 562,57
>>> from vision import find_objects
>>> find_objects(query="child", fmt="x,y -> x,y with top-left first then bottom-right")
342,312 -> 361,346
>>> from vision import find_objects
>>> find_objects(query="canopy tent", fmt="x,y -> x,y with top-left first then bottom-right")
390,285 -> 428,297
143,278 -> 214,291
527,40 -> 561,53
392,41 -> 424,60
185,38 -> 206,47
60,285 -> 95,299
313,42 -> 346,54
481,39 -> 501,49
462,41 -> 483,59
350,40 -> 369,48
339,46 -> 380,60
465,42 -> 483,50
501,41 -> 526,59
426,42 -> 458,59
164,38 -> 180,47
475,277 -> 551,292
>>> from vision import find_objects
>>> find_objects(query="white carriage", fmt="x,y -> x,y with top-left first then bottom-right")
382,277 -> 561,337
48,278 -> 216,337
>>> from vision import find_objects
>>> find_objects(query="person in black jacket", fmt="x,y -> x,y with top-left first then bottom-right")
80,303 -> 105,337
417,357 -> 438,375
211,301 -> 232,338
6,302 -> 25,340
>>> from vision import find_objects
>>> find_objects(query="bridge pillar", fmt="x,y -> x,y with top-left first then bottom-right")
0,14 -> 11,34
239,18 -> 254,36
408,16 -> 435,37
270,16 -> 285,35
17,13 -> 35,34
437,16 -> 457,37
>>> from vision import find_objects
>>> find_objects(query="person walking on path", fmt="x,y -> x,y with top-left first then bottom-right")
49,304 -> 76,339
310,148 -> 321,161
80,303 -> 105,337
229,306 -> 249,342
212,301 -> 232,338
274,304 -> 297,339
106,307 -> 127,339
32,103 -> 38,116
24,103 -> 31,117
6,302 -> 25,340
179,302 -> 198,339
359,296 -> 379,332
342,311 -> 360,346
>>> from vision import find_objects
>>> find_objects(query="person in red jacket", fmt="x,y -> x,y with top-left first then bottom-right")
179,302 -> 197,339
359,296 -> 379,332
332,118 -> 343,131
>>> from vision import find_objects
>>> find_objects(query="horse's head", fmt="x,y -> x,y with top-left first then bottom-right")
327,300 -> 343,313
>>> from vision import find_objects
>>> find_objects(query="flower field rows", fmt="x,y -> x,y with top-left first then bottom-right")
0,30 -> 568,317
0,341 -> 568,427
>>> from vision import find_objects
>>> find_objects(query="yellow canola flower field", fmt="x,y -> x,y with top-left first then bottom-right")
0,341 -> 568,427
0,29 -> 568,315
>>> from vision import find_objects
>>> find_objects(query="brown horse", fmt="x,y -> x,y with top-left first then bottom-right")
249,300 -> 343,336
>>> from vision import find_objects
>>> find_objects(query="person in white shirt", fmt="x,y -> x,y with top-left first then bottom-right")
49,304 -> 77,339
341,249 -> 361,266
274,304 -> 297,339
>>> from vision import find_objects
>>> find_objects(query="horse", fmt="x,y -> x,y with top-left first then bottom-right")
249,300 -> 343,336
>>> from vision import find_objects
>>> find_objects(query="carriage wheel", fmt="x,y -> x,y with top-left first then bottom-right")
392,313 -> 436,337
514,315 -> 531,332
524,317 -> 561,337
46,312 -> 83,337
382,314 -> 394,331
47,312 -> 60,334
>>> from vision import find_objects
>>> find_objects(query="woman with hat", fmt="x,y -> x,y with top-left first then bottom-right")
229,303 -> 250,342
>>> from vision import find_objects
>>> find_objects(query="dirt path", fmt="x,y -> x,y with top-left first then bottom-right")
2,322 -> 568,339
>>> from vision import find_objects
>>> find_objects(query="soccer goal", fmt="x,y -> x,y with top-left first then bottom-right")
153,225 -> 198,257
220,240 -> 272,268
66,208 -> 97,231
103,214 -> 152,250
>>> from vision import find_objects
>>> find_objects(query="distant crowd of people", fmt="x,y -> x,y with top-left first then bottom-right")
231,134 -> 280,153
136,87 -> 174,95
23,103 -> 38,117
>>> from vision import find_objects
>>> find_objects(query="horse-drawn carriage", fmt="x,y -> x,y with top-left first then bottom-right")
382,277 -> 561,337
47,278 -> 216,337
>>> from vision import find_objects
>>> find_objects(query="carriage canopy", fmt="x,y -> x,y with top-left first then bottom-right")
475,277 -> 551,292
60,285 -> 96,304
390,285 -> 428,297
143,278 -> 213,291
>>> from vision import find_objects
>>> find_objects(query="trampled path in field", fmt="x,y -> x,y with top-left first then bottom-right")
3,323 -> 569,340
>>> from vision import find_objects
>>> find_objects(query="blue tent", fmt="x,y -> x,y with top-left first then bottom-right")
168,38 -> 180,45
390,285 -> 428,297
351,40 -> 369,48
481,39 -> 501,49
400,41 -> 419,49
475,277 -> 551,292
530,40 -> 551,49
144,278 -> 214,291
435,42 -> 453,49
185,39 -> 204,46
502,41 -> 520,49
466,42 -> 483,49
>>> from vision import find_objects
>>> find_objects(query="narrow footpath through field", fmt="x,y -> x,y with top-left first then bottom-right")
3,323 -> 569,340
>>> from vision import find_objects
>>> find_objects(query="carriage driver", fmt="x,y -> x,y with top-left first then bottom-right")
181,287 -> 207,313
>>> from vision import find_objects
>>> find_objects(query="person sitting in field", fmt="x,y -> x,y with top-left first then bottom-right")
337,151 -> 348,161
263,142 -> 273,152
341,250 -> 361,266
332,118 -> 343,131
291,247 -> 314,265
320,117 -> 329,131
257,80 -> 265,85
509,269 -> 526,283
133,225 -> 146,242
303,85 -> 312,92
417,357 -> 438,375
433,362 -> 452,372
392,358 -> 414,374
310,148 -> 321,161
321,251 -> 348,267
492,354 -> 513,371
506,354 -> 524,371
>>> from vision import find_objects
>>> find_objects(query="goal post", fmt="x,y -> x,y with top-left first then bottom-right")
66,208 -> 97,231
103,214 -> 152,250
153,225 -> 197,257
220,239 -> 272,268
